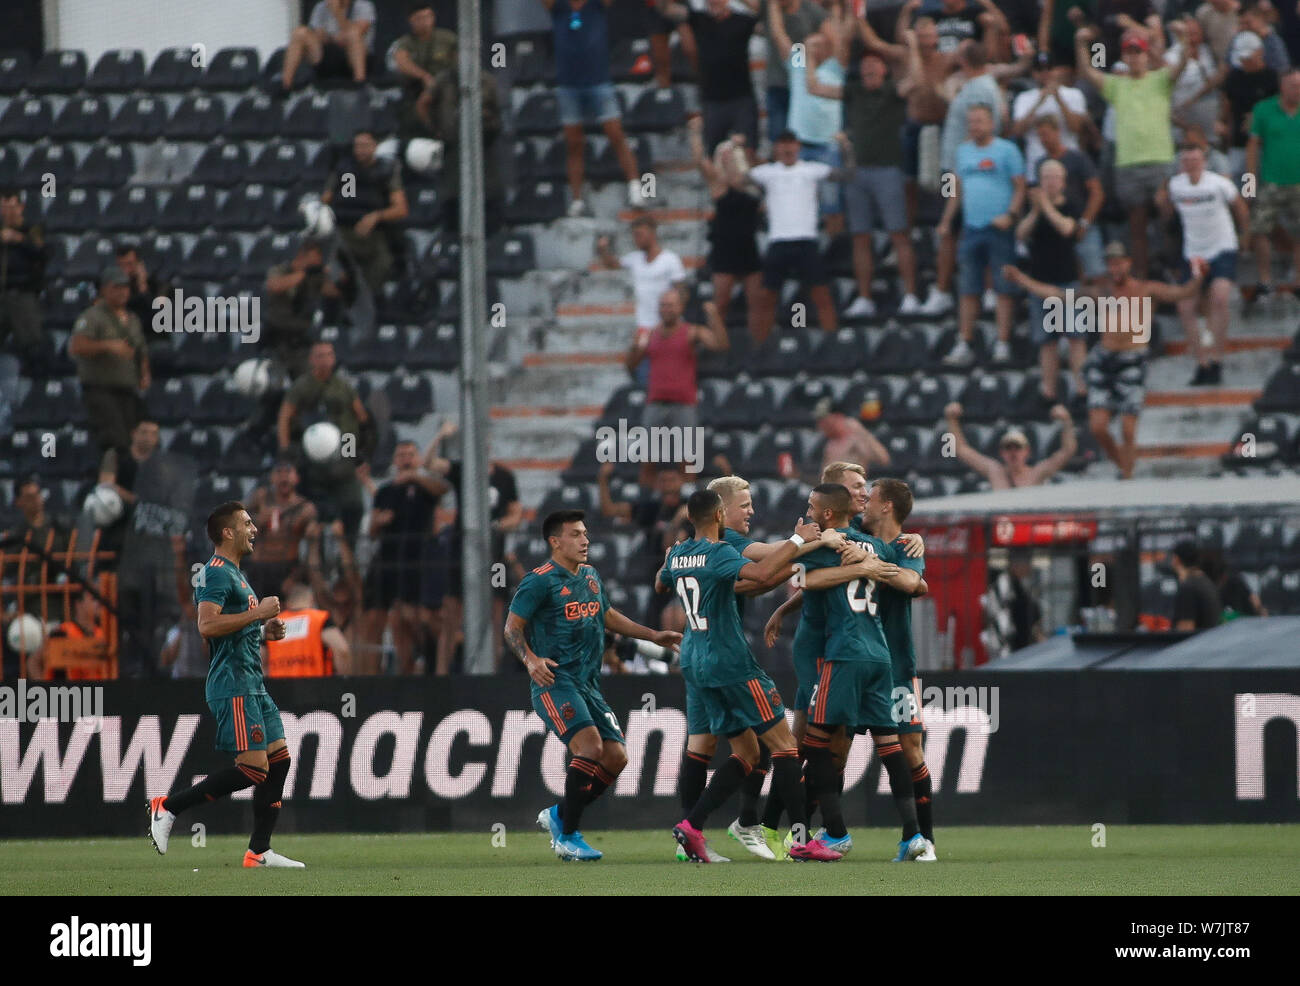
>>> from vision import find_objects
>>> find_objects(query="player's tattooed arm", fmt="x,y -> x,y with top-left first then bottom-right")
505,612 -> 556,686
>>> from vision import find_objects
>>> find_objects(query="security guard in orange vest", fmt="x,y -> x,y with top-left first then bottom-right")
264,584 -> 352,676
48,589 -> 109,681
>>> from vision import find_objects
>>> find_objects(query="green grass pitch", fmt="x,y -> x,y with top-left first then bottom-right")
2,825 -> 1297,895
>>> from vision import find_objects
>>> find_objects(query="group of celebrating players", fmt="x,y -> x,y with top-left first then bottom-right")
507,462 -> 939,864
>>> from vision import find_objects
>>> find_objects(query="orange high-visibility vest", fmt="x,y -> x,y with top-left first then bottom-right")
50,621 -> 108,681
265,608 -> 333,677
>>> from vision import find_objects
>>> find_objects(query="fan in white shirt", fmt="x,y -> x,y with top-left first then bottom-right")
594,214 -> 687,331
1009,58 -> 1089,180
1157,145 -> 1250,386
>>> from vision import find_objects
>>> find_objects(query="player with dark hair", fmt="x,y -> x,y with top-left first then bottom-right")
658,489 -> 842,862
505,509 -> 681,861
147,501 -> 304,868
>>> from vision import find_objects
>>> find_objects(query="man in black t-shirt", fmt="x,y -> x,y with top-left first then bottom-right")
321,130 -> 409,293
1170,541 -> 1222,631
658,0 -> 760,152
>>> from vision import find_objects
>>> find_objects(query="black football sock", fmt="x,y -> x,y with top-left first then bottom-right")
680,750 -> 710,816
737,744 -> 770,827
912,761 -> 934,843
687,754 -> 750,830
164,762 -> 265,816
877,742 -> 919,840
562,756 -> 601,835
769,749 -> 806,841
803,734 -> 847,839
761,787 -> 785,830
249,748 -> 291,854
584,765 -> 614,806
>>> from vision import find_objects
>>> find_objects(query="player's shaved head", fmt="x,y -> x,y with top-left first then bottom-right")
207,500 -> 248,546
810,483 -> 854,521
687,489 -> 724,527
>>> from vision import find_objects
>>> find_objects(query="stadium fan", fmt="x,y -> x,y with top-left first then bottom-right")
1170,540 -> 1224,631
264,237 -> 341,377
943,401 -> 1079,488
265,581 -> 352,676
425,63 -> 505,236
1094,0 -> 1163,68
1232,0 -> 1291,73
1165,17 -> 1221,145
938,102 -> 1026,367
1034,115 -> 1106,284
244,459 -> 320,599
1158,143 -> 1248,386
281,0 -> 378,92
542,0 -> 649,215
69,267 -> 149,457
687,120 -> 762,339
276,340 -> 372,545
322,130 -> 409,295
1004,244 -> 1206,479
0,187 -> 49,373
2,475 -> 69,560
304,518 -> 372,671
1196,0 -> 1240,63
597,460 -> 689,625
1199,548 -> 1269,619
391,1 -> 458,136
761,0 -> 828,144
46,588 -> 108,681
113,243 -> 167,338
624,291 -> 728,484
594,213 -> 687,384
1245,67 -> 1300,302
919,0 -> 1006,56
1017,157 -> 1088,403
815,397 -> 891,476
1009,53 -> 1090,179
1075,24 -> 1189,279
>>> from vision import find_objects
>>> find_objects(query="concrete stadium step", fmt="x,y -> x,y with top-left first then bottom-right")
1145,347 -> 1274,395
489,407 -> 599,462
493,359 -> 628,409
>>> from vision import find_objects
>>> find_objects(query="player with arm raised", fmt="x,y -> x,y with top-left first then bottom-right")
505,509 -> 680,862
147,501 -> 303,868
659,489 -> 842,862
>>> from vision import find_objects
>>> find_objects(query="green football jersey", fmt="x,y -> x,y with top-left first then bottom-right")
509,559 -> 608,688
801,527 -> 897,664
876,534 -> 924,672
659,537 -> 753,686
722,526 -> 756,616
195,553 -> 265,701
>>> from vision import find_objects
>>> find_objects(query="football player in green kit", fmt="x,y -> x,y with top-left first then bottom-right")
505,509 -> 682,862
658,489 -> 843,862
148,501 -> 304,868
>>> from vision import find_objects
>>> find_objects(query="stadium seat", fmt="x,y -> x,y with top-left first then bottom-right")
222,424 -> 274,477
1255,363 -> 1300,412
189,142 -> 249,186
869,325 -> 927,373
537,135 -> 592,180
384,372 -> 434,421
241,231 -> 298,277
41,187 -> 101,234
738,427 -> 802,480
171,329 -> 238,373
0,145 -> 16,185
44,426 -> 99,478
204,47 -> 260,90
505,35 -> 554,86
169,424 -> 224,460
247,140 -> 307,186
79,143 -> 136,188
351,324 -> 409,370
405,185 -> 440,228
0,50 -> 32,93
227,93 -> 283,138
821,234 -> 854,280
0,428 -> 48,479
892,376 -> 951,425
880,426 -> 927,475
513,91 -> 560,136
13,378 -> 84,428
840,378 -> 893,426
696,378 -> 732,423
86,49 -> 146,91
536,482 -> 597,520
699,325 -> 753,376
774,378 -> 837,428
45,282 -> 96,330
486,230 -> 536,277
157,183 -> 216,231
141,233 -> 187,281
1139,571 -> 1179,622
262,46 -> 314,91
601,384 -> 647,430
751,331 -> 814,377
407,321 -> 459,370
29,50 -> 87,92
624,87 -> 686,133
438,278 -> 499,323
590,135 -> 651,181
811,326 -> 869,370
1223,415 -> 1294,469
1258,569 -> 1300,615
15,143 -> 78,189
282,92 -> 331,137
505,179 -> 568,224
511,138 -> 539,178
424,230 -> 462,278
218,183 -> 293,232
610,37 -> 656,83
168,94 -> 228,140
956,373 -> 1013,422
146,377 -> 198,425
196,375 -> 256,425
107,94 -> 169,140
364,90 -> 399,136
64,237 -> 118,282
905,472 -> 943,500
0,97 -> 53,140
144,47 -> 205,91
183,235 -> 243,280
1228,517 -> 1291,570
51,96 -> 111,139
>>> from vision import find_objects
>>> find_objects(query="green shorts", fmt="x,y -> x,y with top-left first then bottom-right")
792,622 -> 824,711
681,663 -> 711,736
209,692 -> 285,753
699,670 -> 786,738
807,660 -> 894,733
532,677 -> 624,746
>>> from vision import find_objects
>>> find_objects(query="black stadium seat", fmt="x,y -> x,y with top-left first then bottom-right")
812,326 -> 870,369
64,237 -> 117,282
42,187 -> 101,234
14,379 -> 84,428
505,180 -> 566,224
751,331 -> 814,377
101,186 -> 159,232
513,91 -> 560,136
0,97 -> 53,140
51,96 -> 111,139
841,378 -> 893,426
145,47 -> 205,91
16,144 -> 78,188
79,143 -> 136,188
45,282 -> 95,330
486,230 -> 536,277
141,233 -> 186,281
716,379 -> 776,429
282,93 -> 331,137
262,47 -> 314,91
168,94 -> 228,140
86,49 -> 146,92
0,50 -> 32,94
424,230 -> 461,278
29,50 -> 87,93
956,373 -> 1012,421
892,376 -> 951,425
742,428 -> 804,479
189,142 -> 249,186
511,139 -> 538,178
158,183 -> 216,231
108,94 -> 169,140
384,372 -> 434,421
870,325 -> 928,373
0,145 -> 16,185
505,36 -> 554,86
183,234 -> 243,280
1223,415 -> 1294,469
247,140 -> 305,186
407,321 -> 458,370
169,425 -> 224,459
406,185 -> 440,227
191,377 -> 248,425
44,426 -> 99,477
775,378 -> 837,428
1256,363 -> 1300,412
351,324 -> 409,370
204,47 -> 260,90
146,377 -> 198,425
624,87 -> 686,133
227,93 -> 282,139
241,231 -> 297,276
591,135 -> 651,181
610,37 -> 655,83
1258,570 -> 1300,615
537,135 -> 591,179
